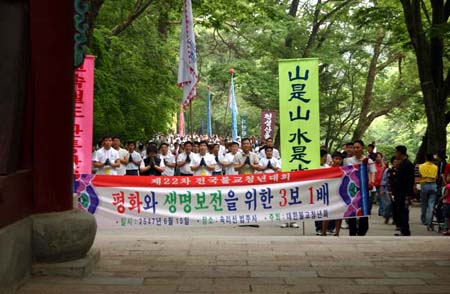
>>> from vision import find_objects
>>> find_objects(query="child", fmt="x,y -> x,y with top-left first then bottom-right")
440,178 -> 450,235
321,152 -> 344,236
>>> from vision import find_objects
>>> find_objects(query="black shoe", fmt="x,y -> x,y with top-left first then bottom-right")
394,233 -> 411,236
239,224 -> 260,228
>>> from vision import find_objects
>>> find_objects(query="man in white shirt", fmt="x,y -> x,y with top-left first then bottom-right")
112,137 -> 129,176
177,141 -> 196,176
234,138 -> 260,174
218,137 -> 227,156
159,142 -> 176,176
92,136 -> 120,175
211,143 -> 224,175
125,141 -> 142,175
222,142 -> 240,175
259,147 -> 281,173
191,141 -> 216,176
259,137 -> 280,160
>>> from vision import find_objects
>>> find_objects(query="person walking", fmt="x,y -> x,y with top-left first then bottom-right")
418,153 -> 438,229
392,145 -> 415,236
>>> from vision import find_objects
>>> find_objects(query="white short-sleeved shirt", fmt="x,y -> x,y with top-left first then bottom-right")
116,148 -> 129,175
259,157 -> 282,173
92,147 -> 120,175
219,145 -> 227,156
223,152 -> 239,175
126,151 -> 142,171
234,151 -> 259,174
344,156 -> 376,174
191,153 -> 216,176
160,153 -> 175,176
259,148 -> 280,160
177,152 -> 197,175
213,153 -> 224,173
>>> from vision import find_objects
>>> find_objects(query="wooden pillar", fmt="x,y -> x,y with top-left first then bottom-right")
30,0 -> 74,213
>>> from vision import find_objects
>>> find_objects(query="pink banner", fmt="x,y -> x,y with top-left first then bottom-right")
74,55 -> 94,174
261,109 -> 277,140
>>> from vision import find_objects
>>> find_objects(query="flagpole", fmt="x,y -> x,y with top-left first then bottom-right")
189,102 -> 193,138
178,104 -> 185,136
222,92 -> 229,138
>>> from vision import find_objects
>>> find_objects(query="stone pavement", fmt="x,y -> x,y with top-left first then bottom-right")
17,204 -> 450,294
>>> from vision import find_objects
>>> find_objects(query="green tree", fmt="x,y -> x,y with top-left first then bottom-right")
400,0 -> 450,161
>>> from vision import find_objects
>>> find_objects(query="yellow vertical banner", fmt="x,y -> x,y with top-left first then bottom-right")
279,58 -> 320,171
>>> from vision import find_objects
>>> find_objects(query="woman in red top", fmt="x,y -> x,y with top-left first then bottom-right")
373,152 -> 387,217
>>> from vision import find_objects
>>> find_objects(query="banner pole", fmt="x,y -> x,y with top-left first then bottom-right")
222,94 -> 228,138
190,102 -> 193,138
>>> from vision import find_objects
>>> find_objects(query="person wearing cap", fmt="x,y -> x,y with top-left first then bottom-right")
392,145 -> 415,236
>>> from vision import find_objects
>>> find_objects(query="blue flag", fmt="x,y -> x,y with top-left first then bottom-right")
207,88 -> 212,137
229,74 -> 238,141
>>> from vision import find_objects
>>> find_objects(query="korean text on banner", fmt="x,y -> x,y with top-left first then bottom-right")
74,165 -> 369,228
74,55 -> 94,174
261,110 -> 277,140
240,116 -> 248,138
279,58 -> 320,171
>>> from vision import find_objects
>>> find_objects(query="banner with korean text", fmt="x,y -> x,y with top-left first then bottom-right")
240,115 -> 248,138
73,55 -> 94,174
75,165 -> 369,228
279,58 -> 320,171
261,110 -> 277,140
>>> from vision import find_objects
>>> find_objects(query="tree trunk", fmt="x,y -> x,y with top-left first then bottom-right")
401,0 -> 448,158
351,30 -> 385,141
86,0 -> 104,50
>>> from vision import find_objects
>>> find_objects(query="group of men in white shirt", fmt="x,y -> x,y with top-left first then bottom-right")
92,136 -> 282,176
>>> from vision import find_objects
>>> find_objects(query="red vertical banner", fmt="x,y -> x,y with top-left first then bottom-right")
261,110 -> 277,140
73,55 -> 94,174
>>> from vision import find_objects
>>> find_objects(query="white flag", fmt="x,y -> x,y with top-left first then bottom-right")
177,0 -> 198,108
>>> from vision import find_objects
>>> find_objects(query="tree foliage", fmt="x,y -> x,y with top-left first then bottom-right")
87,0 -> 449,159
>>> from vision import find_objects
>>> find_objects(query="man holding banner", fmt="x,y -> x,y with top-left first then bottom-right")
344,140 -> 375,236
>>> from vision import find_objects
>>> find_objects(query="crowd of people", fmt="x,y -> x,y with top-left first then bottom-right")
91,133 -> 450,236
